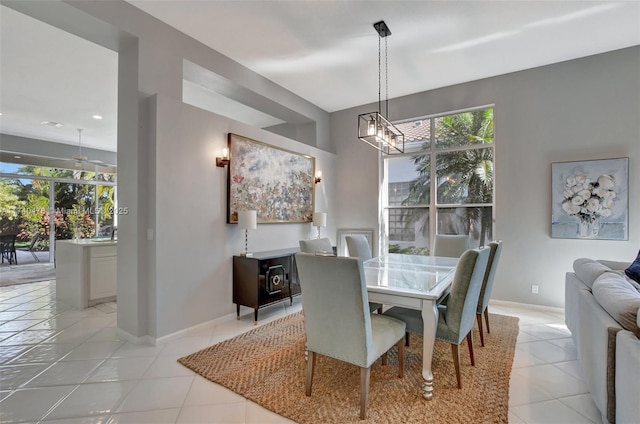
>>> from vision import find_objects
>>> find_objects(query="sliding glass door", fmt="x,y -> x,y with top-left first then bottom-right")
1,161 -> 117,266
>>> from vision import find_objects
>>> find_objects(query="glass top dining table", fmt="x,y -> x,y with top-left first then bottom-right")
362,253 -> 460,400
363,254 -> 458,299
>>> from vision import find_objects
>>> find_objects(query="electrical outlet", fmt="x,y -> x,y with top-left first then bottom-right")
531,284 -> 539,294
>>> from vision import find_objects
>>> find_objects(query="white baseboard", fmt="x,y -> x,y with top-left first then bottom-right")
116,328 -> 157,346
115,312 -> 238,346
489,299 -> 564,315
155,312 -> 238,345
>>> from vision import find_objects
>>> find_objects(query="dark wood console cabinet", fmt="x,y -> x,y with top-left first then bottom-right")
233,248 -> 301,323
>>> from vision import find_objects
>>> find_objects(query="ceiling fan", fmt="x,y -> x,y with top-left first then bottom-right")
70,128 -> 110,168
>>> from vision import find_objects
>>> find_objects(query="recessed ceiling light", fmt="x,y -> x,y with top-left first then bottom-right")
14,155 -> 21,159
40,120 -> 63,128
92,115 -> 103,120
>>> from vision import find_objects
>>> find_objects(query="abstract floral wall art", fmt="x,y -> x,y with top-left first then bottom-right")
227,134 -> 315,224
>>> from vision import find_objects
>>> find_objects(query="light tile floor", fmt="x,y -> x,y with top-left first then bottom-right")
0,281 -> 603,423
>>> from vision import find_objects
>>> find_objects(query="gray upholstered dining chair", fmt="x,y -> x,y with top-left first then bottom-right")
345,234 -> 373,260
433,234 -> 470,258
476,240 -> 503,347
345,235 -> 383,314
299,238 -> 333,254
295,252 -> 405,419
382,247 -> 490,389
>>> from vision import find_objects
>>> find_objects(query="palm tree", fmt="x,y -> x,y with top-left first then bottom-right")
398,109 -> 494,247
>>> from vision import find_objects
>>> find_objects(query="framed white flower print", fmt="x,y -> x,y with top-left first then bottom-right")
551,157 -> 628,240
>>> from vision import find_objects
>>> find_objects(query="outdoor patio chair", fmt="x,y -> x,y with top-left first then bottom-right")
0,234 -> 17,265
18,233 -> 42,263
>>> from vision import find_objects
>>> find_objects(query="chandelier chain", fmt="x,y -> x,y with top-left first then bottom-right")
378,33 -> 382,114
385,35 -> 389,118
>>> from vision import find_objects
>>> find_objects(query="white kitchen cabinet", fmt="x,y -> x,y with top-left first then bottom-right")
56,240 -> 117,309
89,245 -> 117,300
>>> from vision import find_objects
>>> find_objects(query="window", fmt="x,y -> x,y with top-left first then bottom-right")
382,107 -> 494,255
0,160 -> 117,264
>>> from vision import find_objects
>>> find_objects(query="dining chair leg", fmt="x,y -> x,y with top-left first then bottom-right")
476,313 -> 485,347
305,351 -> 316,396
396,339 -> 404,378
484,308 -> 491,334
405,332 -> 410,347
377,306 -> 383,314
466,332 -> 475,366
360,366 -> 371,419
451,343 -> 462,389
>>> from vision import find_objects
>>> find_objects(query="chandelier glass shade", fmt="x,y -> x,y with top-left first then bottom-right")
357,112 -> 404,154
357,20 -> 404,154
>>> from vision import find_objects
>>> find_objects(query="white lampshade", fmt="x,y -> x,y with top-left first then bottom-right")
313,212 -> 327,228
238,210 -> 257,230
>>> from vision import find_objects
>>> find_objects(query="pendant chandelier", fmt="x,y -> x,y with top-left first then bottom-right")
357,20 -> 404,154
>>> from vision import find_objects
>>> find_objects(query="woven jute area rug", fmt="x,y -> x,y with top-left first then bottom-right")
178,311 -> 519,424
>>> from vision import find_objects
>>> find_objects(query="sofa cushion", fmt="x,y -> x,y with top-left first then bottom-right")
592,271 -> 640,337
573,258 -> 612,289
624,249 -> 640,285
597,260 -> 632,271
626,275 -> 640,293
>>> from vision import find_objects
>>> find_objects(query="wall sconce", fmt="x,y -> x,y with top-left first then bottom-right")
315,170 -> 322,184
312,212 -> 327,239
238,210 -> 257,257
216,147 -> 230,167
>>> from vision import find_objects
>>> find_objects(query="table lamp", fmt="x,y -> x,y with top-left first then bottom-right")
238,210 -> 257,257
313,212 -> 327,239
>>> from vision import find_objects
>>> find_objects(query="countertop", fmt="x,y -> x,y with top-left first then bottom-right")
57,239 -> 117,247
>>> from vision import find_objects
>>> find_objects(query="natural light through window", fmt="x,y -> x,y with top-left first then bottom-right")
382,107 -> 495,255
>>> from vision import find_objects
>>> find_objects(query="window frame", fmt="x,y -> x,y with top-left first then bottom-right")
0,166 -> 117,263
380,105 -> 495,255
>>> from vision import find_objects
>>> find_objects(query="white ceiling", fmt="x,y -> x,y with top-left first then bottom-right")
0,5 -> 118,152
1,1 -> 639,153
128,0 -> 640,112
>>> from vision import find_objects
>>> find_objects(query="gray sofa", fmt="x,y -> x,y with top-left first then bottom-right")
565,258 -> 640,424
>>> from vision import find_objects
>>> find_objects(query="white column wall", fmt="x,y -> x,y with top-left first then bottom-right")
333,46 -> 640,308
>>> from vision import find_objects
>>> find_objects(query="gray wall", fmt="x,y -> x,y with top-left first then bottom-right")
332,46 -> 640,308
152,94 -> 335,337
7,1 -> 639,340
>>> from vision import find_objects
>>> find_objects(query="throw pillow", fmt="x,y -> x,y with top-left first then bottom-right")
573,258 -> 611,289
592,271 -> 640,337
624,250 -> 640,285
